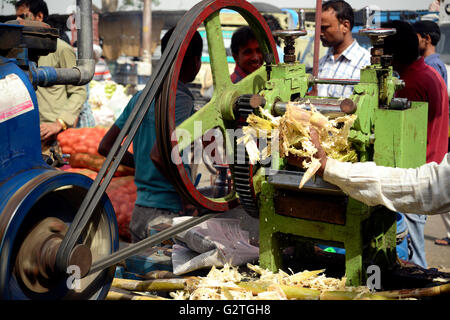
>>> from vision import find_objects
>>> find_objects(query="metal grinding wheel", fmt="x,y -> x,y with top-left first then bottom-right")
0,171 -> 118,300
155,0 -> 279,213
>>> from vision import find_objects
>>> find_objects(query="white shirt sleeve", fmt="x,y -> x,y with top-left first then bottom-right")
323,154 -> 450,215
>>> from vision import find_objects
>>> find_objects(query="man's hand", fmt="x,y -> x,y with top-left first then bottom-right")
310,128 -> 327,176
40,121 -> 63,141
286,127 -> 328,176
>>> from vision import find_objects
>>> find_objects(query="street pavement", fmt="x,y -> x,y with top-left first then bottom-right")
424,214 -> 450,272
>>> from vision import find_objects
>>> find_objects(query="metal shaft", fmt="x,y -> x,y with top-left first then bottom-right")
312,0 -> 322,78
37,0 -> 95,87
274,100 -> 345,116
76,0 -> 93,63
88,213 -> 218,275
313,78 -> 360,85
298,9 -> 305,31
364,6 -> 371,29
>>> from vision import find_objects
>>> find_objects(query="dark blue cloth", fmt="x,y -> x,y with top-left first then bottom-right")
115,81 -> 194,212
425,53 -> 448,87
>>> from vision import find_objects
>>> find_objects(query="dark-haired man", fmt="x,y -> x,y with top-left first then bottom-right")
99,27 -> 203,243
15,0 -> 86,150
413,20 -> 450,247
230,26 -> 263,83
317,0 -> 370,97
413,20 -> 448,87
382,20 -> 449,268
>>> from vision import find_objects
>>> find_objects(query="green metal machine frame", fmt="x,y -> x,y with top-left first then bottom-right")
171,3 -> 428,287
256,44 -> 427,287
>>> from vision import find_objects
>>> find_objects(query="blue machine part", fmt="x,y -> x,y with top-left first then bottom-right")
281,8 -> 299,29
0,56 -> 45,180
0,170 -> 119,299
0,23 -> 119,300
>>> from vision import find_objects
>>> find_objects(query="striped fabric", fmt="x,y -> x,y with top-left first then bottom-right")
317,40 -> 371,98
93,58 -> 112,81
76,85 -> 96,128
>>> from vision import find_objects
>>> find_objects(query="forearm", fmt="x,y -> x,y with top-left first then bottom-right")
98,143 -> 135,169
120,151 -> 135,168
57,85 -> 87,126
98,124 -> 135,168
323,155 -> 450,215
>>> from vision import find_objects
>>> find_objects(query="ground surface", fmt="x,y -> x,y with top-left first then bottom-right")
424,214 -> 450,272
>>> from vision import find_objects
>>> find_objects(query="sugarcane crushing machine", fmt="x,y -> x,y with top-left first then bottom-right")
149,1 -> 428,287
254,19 -> 428,286
0,0 -> 428,300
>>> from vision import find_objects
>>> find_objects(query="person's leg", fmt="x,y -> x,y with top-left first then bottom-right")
435,212 -> 450,245
404,213 -> 428,268
129,205 -> 179,243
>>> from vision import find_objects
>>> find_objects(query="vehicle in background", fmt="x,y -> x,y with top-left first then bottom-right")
192,25 -> 236,104
190,4 -> 290,104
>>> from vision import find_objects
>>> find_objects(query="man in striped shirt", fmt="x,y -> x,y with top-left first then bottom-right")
93,44 -> 112,81
317,0 -> 370,98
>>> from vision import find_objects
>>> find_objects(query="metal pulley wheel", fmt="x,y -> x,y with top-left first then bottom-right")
43,0 -> 278,288
0,170 -> 118,299
155,0 -> 279,213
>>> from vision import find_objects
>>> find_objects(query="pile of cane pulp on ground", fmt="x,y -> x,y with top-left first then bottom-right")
170,263 -> 359,300
108,263 -> 450,300
238,102 -> 358,187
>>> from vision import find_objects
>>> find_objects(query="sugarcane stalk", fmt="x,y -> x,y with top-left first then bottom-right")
238,282 -> 322,300
237,282 -> 387,300
143,270 -> 179,280
376,283 -> 450,299
106,288 -> 168,300
236,281 -> 273,294
279,285 -> 321,300
289,269 -> 325,283
319,290 -> 361,300
319,290 -> 392,300
355,293 -> 396,300
112,277 -> 186,292
221,286 -> 235,300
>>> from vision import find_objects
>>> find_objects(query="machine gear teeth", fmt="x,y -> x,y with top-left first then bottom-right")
233,94 -> 266,218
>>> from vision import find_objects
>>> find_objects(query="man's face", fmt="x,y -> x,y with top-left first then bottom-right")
16,5 -> 43,22
416,33 -> 427,56
233,39 -> 263,75
320,8 -> 347,48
